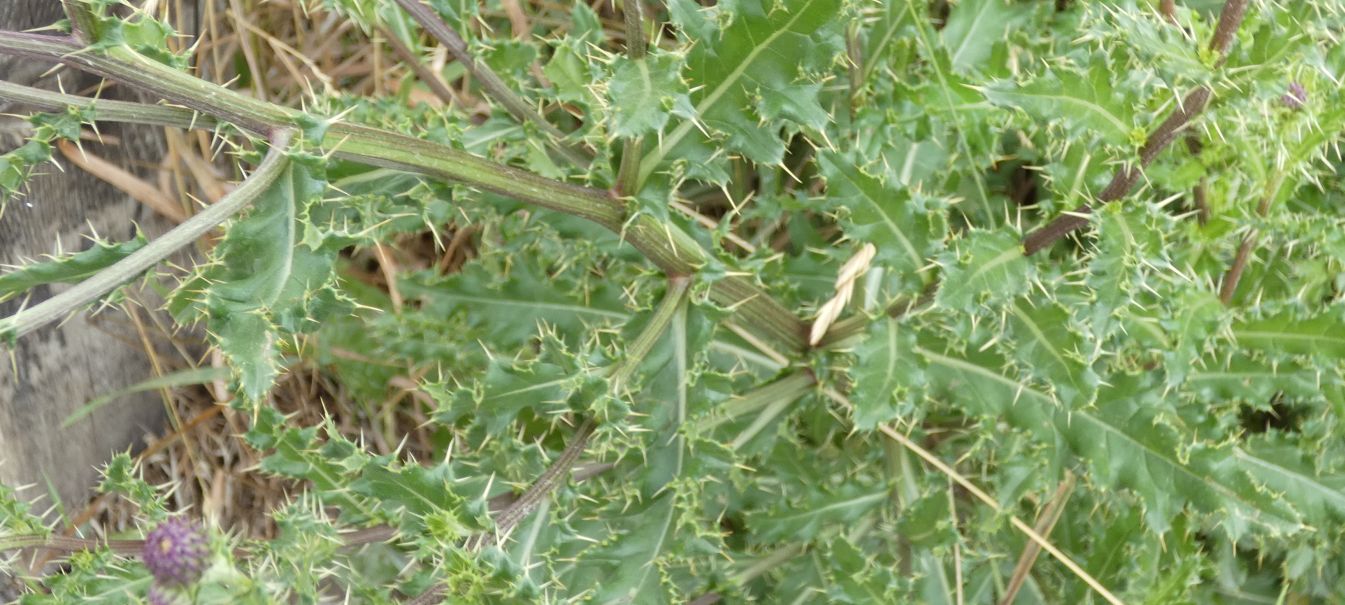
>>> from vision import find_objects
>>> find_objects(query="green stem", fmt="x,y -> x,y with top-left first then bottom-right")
609,277 -> 691,390
0,79 -> 216,130
0,31 -> 807,352
0,130 -> 295,342
614,0 -> 646,196
392,0 -> 590,166
732,542 -> 808,586
696,371 -> 816,433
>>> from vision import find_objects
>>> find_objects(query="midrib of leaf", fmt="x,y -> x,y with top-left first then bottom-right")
986,89 -> 1129,137
1234,330 -> 1345,347
828,161 -> 922,269
948,0 -> 996,69
862,7 -> 905,82
485,377 -> 574,401
368,470 -> 448,515
766,490 -> 888,525
607,301 -> 688,604
267,166 -> 299,304
434,292 -> 628,320
902,0 -> 992,222
941,246 -> 1021,304
916,347 -> 1307,532
1233,449 -> 1345,512
636,0 -> 823,186
872,318 -> 902,401
1009,303 -> 1076,390
276,440 -> 374,517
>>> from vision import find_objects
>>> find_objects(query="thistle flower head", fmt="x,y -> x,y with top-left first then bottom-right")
147,584 -> 178,605
142,518 -> 208,587
1282,81 -> 1307,109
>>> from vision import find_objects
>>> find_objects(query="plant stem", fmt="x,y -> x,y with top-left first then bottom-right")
391,0 -> 590,166
0,33 -> 808,352
0,80 -> 216,130
0,130 -> 295,342
1021,0 -> 1249,255
609,276 -> 690,391
1022,86 -> 1212,255
614,0 -> 646,196
378,24 -> 461,108
1218,169 -> 1288,304
696,371 -> 816,433
470,418 -> 597,551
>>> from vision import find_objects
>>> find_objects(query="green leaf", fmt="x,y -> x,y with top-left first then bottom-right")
1006,301 -> 1097,408
1233,311 -> 1345,358
187,157 -> 333,403
921,346 -> 1311,538
982,62 -> 1136,147
819,151 -> 947,284
939,0 -> 1026,73
936,229 -> 1033,312
639,0 -> 842,183
850,317 -> 926,429
752,485 -> 889,542
608,52 -> 692,138
0,233 -> 147,302
349,461 -> 474,535
62,366 -> 229,428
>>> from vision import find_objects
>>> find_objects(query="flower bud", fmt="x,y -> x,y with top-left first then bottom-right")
1282,82 -> 1307,109
142,518 -> 208,587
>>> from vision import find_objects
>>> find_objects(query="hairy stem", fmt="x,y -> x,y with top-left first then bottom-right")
0,130 -> 294,342
391,0 -> 589,166
614,0 -> 646,196
0,80 -> 217,130
1219,170 -> 1288,304
0,32 -> 807,352
1021,0 -> 1249,255
473,419 -> 597,550
695,371 -> 817,433
609,276 -> 691,391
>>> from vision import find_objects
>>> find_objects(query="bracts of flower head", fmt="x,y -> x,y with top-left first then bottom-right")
142,518 -> 208,590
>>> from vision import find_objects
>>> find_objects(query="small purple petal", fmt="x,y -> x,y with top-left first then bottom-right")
147,584 -> 179,605
142,518 -> 208,587
1282,82 -> 1307,109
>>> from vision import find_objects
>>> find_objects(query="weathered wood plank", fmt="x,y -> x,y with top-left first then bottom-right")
0,0 -> 171,518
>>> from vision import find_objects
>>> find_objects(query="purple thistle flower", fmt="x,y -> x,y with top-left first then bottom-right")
1281,82 -> 1307,109
147,584 -> 179,605
142,518 -> 208,587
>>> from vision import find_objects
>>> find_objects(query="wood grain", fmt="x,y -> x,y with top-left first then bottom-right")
0,0 -> 172,522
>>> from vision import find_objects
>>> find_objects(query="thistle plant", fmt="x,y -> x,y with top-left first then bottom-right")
1,0 -> 1344,603
142,518 -> 207,588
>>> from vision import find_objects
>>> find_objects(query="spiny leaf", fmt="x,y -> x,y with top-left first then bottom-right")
850,316 -> 926,429
187,156 -> 335,403
819,151 -> 948,285
921,345 -> 1314,538
1233,310 -> 1345,358
641,0 -> 843,183
982,61 -> 1137,147
608,52 -> 693,139
752,485 -> 889,542
0,233 -> 147,303
936,229 -> 1033,312
939,0 -> 1028,73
